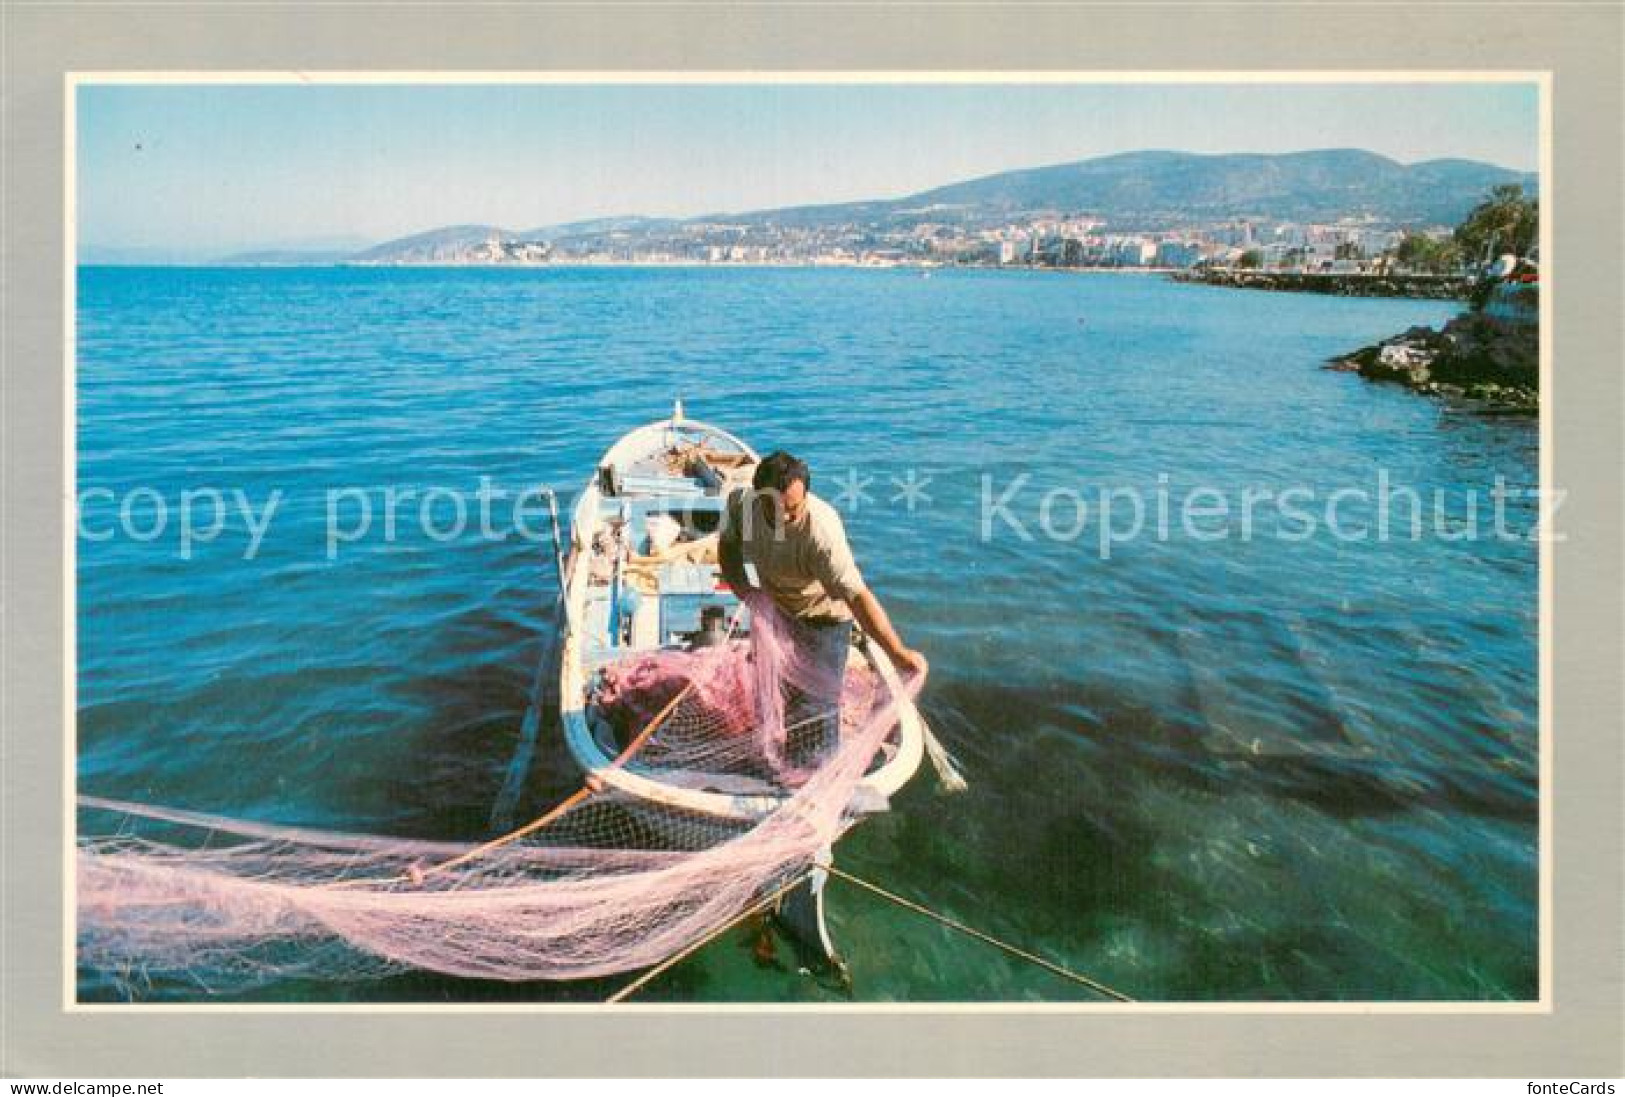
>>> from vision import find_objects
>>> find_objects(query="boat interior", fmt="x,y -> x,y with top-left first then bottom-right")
579,427 -> 755,661
567,415 -> 908,798
576,425 -> 759,758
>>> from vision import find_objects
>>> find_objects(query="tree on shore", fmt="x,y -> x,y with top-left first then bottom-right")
1394,232 -> 1463,275
1238,249 -> 1262,269
1454,184 -> 1539,263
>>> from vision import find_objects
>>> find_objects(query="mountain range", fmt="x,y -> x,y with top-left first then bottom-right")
746,149 -> 1535,228
205,149 -> 1535,265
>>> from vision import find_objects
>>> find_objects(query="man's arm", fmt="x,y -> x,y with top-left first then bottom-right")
806,500 -> 927,682
847,588 -> 929,682
717,491 -> 750,592
717,528 -> 745,590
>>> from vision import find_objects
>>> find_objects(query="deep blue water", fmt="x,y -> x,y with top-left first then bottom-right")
76,265 -> 1538,1002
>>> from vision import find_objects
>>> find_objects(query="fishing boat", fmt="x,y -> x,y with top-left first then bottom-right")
75,402 -> 966,998
554,401 -> 929,975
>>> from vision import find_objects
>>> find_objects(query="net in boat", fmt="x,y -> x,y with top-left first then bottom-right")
75,593 -> 917,996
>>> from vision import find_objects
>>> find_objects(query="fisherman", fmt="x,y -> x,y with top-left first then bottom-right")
718,450 -> 928,767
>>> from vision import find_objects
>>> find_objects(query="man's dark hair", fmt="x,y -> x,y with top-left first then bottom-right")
753,450 -> 811,493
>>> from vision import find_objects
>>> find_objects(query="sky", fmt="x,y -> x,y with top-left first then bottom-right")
75,80 -> 1541,260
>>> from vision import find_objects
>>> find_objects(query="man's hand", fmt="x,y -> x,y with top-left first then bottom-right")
892,647 -> 929,683
848,589 -> 928,685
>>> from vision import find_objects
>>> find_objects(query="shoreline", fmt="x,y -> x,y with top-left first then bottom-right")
1171,267 -> 1469,300
1327,310 -> 1538,414
247,258 -> 1187,274
84,260 -> 1469,302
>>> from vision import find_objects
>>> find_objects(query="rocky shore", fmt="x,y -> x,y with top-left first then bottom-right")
1327,310 -> 1538,413
1172,268 -> 1470,299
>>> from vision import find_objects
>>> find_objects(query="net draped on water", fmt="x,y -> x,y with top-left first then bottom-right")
76,593 -> 917,995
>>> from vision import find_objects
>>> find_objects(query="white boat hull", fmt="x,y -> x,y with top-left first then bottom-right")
557,409 -> 926,824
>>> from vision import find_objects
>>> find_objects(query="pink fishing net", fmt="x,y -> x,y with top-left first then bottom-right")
76,593 -> 919,996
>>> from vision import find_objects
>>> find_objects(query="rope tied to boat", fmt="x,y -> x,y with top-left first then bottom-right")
824,865 -> 1136,1002
604,870 -> 816,1004
605,858 -> 1135,1003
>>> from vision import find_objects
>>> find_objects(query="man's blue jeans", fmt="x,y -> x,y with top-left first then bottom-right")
783,616 -> 853,769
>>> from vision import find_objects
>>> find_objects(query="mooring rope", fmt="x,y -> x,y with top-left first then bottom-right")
607,861 -> 1137,1003
605,870 -> 814,1003
824,864 -> 1136,1002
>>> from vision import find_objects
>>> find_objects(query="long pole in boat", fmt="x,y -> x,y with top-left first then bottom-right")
607,499 -> 629,648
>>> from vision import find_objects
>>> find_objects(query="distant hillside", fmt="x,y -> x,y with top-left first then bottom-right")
337,148 -> 1539,263
523,215 -> 681,238
350,224 -> 517,263
741,149 -> 1538,229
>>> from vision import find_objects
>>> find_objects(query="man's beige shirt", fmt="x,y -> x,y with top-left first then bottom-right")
720,488 -> 867,622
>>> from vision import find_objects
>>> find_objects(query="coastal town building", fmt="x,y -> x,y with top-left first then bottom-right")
355,209 -> 1459,275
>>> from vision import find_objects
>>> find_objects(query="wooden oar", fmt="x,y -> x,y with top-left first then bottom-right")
868,642 -> 966,793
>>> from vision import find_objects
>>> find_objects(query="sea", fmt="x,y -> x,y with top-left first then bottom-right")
75,265 -> 1540,1003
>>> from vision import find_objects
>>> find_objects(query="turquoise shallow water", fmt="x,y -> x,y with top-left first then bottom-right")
75,265 -> 1538,1002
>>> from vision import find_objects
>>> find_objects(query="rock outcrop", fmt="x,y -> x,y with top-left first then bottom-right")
1328,311 -> 1538,413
